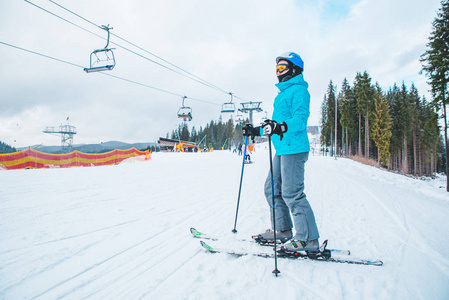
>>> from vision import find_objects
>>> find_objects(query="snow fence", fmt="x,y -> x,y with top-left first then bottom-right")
0,148 -> 151,170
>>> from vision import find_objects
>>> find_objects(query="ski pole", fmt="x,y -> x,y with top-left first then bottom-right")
232,135 -> 249,233
268,135 -> 280,276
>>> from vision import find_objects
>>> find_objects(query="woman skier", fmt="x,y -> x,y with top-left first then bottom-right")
243,51 -> 320,252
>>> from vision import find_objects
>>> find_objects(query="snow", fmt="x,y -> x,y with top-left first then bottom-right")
1,144 -> 449,299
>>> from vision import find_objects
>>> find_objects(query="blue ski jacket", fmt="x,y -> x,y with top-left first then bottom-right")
270,74 -> 310,155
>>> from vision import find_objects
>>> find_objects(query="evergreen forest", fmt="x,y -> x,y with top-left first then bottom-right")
322,0 -> 449,186
320,75 -> 442,177
0,140 -> 17,154
168,116 -> 246,150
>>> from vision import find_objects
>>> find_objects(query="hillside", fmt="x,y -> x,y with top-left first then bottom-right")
0,146 -> 448,299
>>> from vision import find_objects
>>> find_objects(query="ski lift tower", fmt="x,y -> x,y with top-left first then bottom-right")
238,101 -> 263,125
43,122 -> 77,150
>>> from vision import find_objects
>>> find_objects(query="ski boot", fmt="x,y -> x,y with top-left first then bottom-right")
282,239 -> 319,252
277,239 -> 332,260
252,229 -> 292,245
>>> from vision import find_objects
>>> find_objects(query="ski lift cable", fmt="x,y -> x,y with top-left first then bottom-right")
23,0 -> 249,107
23,0 -> 106,42
0,41 -> 219,106
100,73 -> 184,98
26,0 -> 251,106
48,0 -> 229,95
110,34 -> 229,94
48,0 -> 101,30
234,95 -> 254,104
0,41 -> 84,68
100,74 -> 216,106
45,0 -> 230,95
25,0 -> 212,88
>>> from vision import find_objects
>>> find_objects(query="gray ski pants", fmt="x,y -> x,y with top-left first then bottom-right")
264,152 -> 320,241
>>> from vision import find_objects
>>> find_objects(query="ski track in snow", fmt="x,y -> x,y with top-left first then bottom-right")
1,146 -> 449,299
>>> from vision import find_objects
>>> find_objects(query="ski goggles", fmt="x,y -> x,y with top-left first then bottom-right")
276,63 -> 289,73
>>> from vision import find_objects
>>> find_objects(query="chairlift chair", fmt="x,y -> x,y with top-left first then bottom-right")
84,49 -> 116,73
178,107 -> 192,121
235,116 -> 244,124
221,102 -> 235,113
177,96 -> 192,121
84,25 -> 116,73
235,111 -> 244,124
221,92 -> 235,113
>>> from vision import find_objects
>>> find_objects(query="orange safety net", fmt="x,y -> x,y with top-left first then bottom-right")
0,148 -> 151,170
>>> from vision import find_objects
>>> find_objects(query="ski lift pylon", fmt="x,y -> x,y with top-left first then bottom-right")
84,25 -> 116,73
221,92 -> 235,113
177,96 -> 192,121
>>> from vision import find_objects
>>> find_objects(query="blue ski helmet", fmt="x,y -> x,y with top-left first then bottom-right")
276,52 -> 304,70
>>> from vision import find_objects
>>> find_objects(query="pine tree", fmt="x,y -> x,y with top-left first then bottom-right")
326,81 -> 337,156
354,71 -> 374,158
409,84 -> 422,175
190,126 -> 198,142
399,83 -> 413,174
320,95 -> 329,155
225,118 -> 235,148
387,84 -> 401,169
421,0 -> 449,190
180,123 -> 190,141
371,85 -> 392,167
339,78 -> 357,156
421,97 -> 441,176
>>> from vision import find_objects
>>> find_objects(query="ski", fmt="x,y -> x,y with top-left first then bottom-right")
190,227 -> 220,241
190,227 -> 350,255
200,240 -> 383,266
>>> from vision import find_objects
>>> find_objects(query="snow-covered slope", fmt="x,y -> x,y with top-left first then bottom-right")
1,146 -> 448,299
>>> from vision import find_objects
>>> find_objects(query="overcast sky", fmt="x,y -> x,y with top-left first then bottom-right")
0,0 -> 443,147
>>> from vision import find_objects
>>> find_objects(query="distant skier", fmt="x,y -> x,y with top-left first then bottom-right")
244,144 -> 252,164
243,51 -> 320,252
238,143 -> 243,156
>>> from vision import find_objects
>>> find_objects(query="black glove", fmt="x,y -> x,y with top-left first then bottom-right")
242,123 -> 261,142
262,120 -> 288,140
242,124 -> 253,137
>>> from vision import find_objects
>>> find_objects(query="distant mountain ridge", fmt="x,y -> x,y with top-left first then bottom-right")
18,141 -> 157,154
